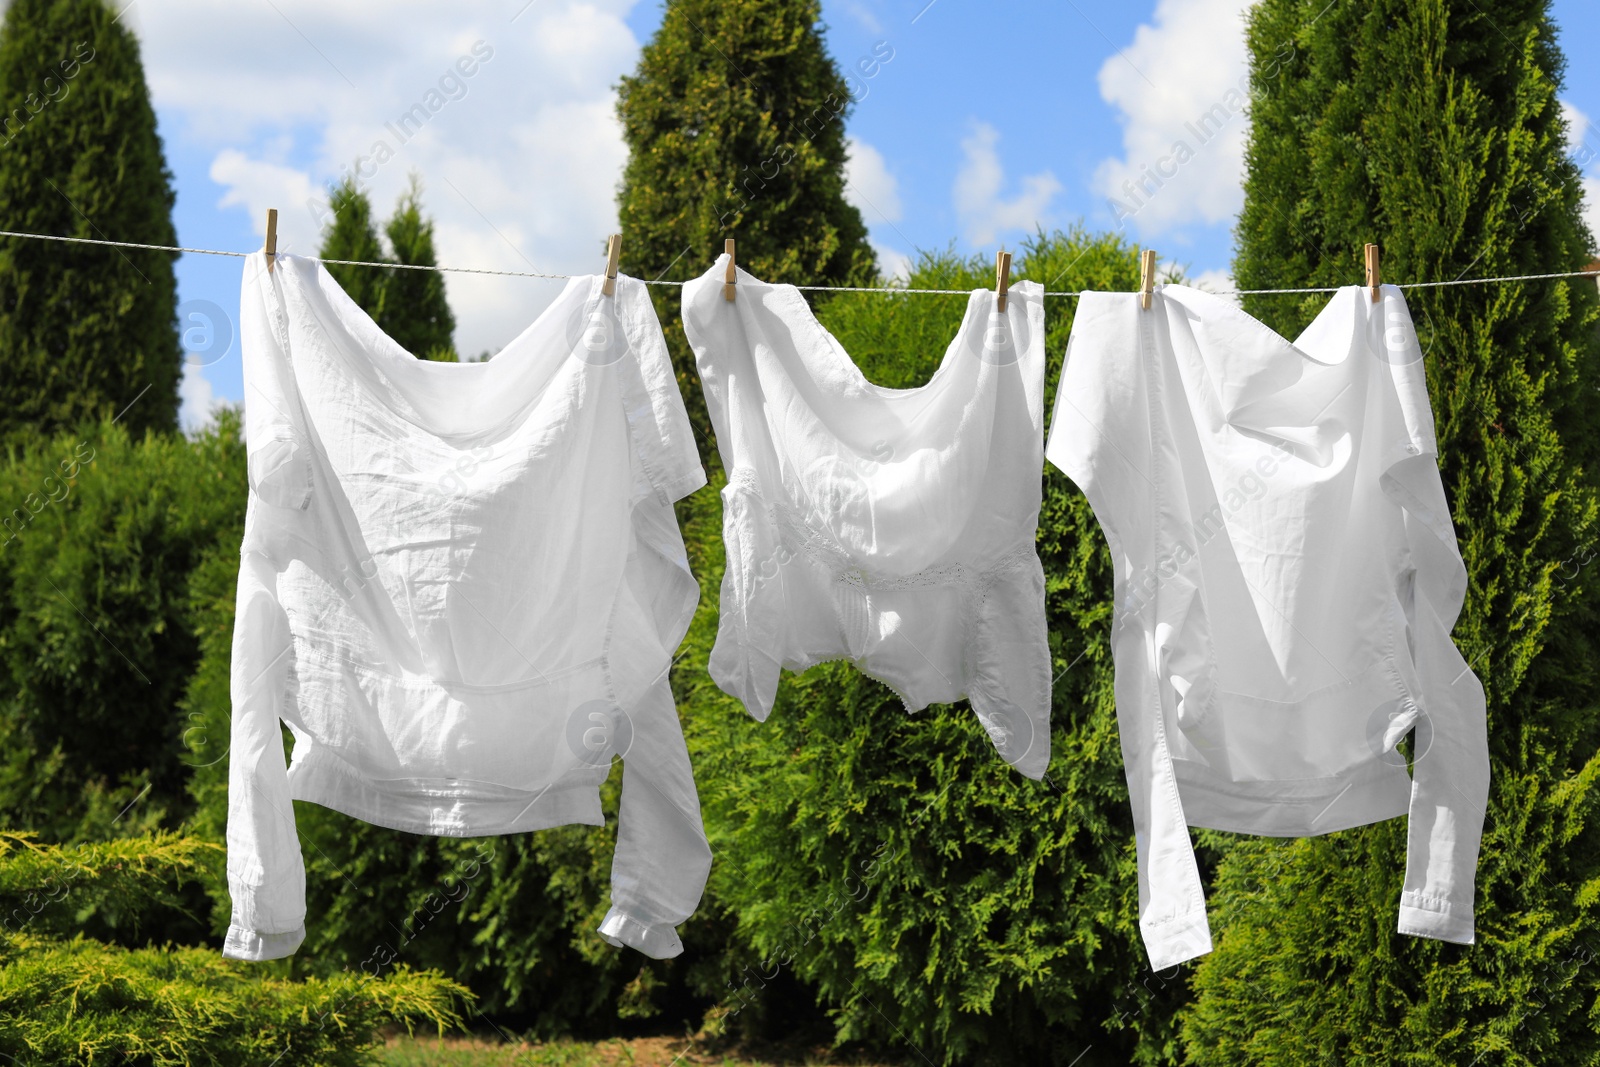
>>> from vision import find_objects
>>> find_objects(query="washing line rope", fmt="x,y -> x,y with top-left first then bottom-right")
0,227 -> 1594,298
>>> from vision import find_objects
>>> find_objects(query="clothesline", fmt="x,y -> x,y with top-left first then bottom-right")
0,226 -> 1595,298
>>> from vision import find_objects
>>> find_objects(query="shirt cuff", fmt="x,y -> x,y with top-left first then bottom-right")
222,921 -> 306,961
1398,894 -> 1474,944
597,907 -> 685,958
1142,910 -> 1213,972
656,465 -> 708,505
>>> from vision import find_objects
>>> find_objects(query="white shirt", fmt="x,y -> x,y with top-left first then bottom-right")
1046,283 -> 1489,970
682,256 -> 1052,777
224,252 -> 710,962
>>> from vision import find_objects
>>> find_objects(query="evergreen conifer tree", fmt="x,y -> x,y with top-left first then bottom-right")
318,175 -> 388,321
381,176 -> 456,362
615,0 -> 875,436
318,175 -> 457,361
1183,2 -> 1600,1063
0,0 -> 180,441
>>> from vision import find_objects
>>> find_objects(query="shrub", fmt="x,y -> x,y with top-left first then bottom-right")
0,413 -> 246,848
0,830 -> 469,1067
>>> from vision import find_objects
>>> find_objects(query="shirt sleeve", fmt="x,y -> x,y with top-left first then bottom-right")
597,679 -> 712,958
616,273 -> 707,504
1046,291 -> 1213,971
1395,526 -> 1489,946
1375,288 -> 1489,945
223,252 -> 309,961
222,547 -> 307,961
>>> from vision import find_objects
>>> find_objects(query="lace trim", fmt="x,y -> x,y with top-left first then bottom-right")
726,466 -> 1036,592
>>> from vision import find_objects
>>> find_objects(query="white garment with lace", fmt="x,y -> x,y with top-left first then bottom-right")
224,251 -> 710,962
1046,283 -> 1489,970
682,257 -> 1052,777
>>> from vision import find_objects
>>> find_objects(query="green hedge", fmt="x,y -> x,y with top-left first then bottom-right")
0,414 -> 245,849
1,935 -> 464,1067
0,831 -> 468,1067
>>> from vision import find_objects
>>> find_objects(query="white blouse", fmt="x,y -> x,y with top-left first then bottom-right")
1047,283 -> 1490,970
224,252 -> 710,962
682,257 -> 1053,778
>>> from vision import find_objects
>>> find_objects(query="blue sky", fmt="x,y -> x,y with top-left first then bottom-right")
135,0 -> 1599,426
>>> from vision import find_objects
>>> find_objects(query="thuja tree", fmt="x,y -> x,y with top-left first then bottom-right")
672,231 -> 1191,1066
383,177 -> 457,361
0,0 -> 180,442
1183,1 -> 1600,1064
615,0 -> 876,438
319,176 -> 458,360
319,176 -> 389,319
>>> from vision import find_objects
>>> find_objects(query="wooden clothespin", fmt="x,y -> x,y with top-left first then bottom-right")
1140,248 -> 1157,309
1365,243 -> 1381,303
995,250 -> 1013,312
602,233 -> 621,297
265,208 -> 278,273
723,238 -> 737,302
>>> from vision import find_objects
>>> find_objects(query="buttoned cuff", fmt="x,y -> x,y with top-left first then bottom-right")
597,907 -> 684,958
1142,910 -> 1213,972
656,465 -> 708,505
222,921 -> 306,961
1398,894 -> 1474,945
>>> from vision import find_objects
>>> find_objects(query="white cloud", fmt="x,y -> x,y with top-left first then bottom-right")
1561,100 -> 1600,248
844,136 -> 902,223
1581,176 -> 1600,252
1189,268 -> 1240,303
953,122 -> 1061,247
872,241 -> 912,282
843,138 -> 910,280
210,150 -> 319,248
134,0 -> 641,359
178,363 -> 218,432
1092,0 -> 1255,237
1562,99 -> 1593,153
842,2 -> 884,34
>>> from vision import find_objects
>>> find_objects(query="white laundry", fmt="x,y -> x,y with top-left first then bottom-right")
682,256 -> 1052,777
1046,282 -> 1490,970
224,251 -> 710,962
